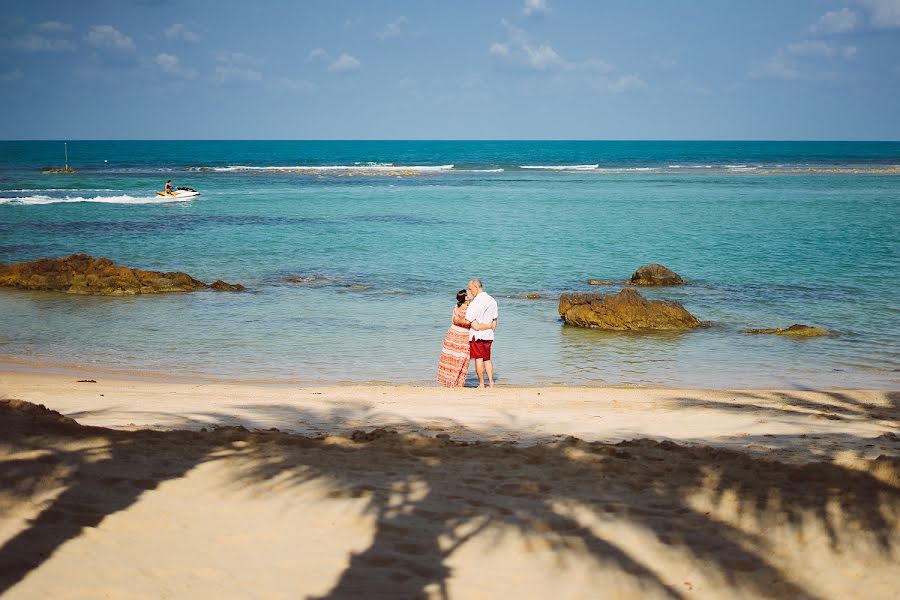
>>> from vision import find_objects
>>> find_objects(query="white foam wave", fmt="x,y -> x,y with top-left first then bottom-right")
454,168 -> 505,173
520,164 -> 599,171
593,167 -> 658,173
0,194 -> 194,206
1,188 -> 117,193
202,164 -> 455,173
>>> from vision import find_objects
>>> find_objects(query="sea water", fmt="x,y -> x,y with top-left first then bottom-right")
0,141 -> 898,388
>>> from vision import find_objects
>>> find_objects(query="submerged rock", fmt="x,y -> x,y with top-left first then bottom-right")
0,254 -> 245,295
742,324 -> 829,337
586,279 -> 615,286
526,293 -> 542,299
280,274 -> 332,286
558,288 -> 701,331
627,264 -> 685,286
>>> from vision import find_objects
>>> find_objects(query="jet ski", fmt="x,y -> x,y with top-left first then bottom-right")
156,187 -> 200,199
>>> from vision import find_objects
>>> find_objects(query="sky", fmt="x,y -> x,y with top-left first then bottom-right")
1,0 -> 898,140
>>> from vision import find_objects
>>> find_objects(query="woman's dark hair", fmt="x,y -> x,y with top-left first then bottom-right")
456,289 -> 467,307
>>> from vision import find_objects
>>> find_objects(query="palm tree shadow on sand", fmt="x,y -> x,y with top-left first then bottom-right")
0,392 -> 897,599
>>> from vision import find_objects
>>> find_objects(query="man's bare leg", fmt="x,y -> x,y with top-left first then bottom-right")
474,358 -> 485,388
484,359 -> 494,388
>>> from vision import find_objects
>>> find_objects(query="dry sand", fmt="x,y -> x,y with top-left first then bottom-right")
1,369 -> 898,599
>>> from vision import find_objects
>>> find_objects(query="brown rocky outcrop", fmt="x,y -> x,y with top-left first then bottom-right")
558,288 -> 701,331
627,264 -> 685,286
0,254 -> 244,295
742,324 -> 829,337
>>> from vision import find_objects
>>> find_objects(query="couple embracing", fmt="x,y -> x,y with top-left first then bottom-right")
437,278 -> 499,389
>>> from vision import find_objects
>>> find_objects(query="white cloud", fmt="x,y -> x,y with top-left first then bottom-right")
787,40 -> 837,57
280,77 -> 318,94
0,68 -> 24,83
153,53 -> 196,78
489,18 -> 608,72
860,0 -> 900,28
523,44 -> 565,70
212,50 -> 263,83
36,21 -> 73,33
810,8 -> 860,33
307,48 -> 329,62
164,23 -> 199,42
607,74 -> 647,93
750,55 -> 801,80
328,53 -> 360,72
489,42 -> 509,57
752,37 -> 858,81
85,25 -> 135,51
1,33 -> 75,52
378,16 -> 407,39
523,0 -> 551,16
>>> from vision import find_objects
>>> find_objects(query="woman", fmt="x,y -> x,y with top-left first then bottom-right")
437,289 -> 474,387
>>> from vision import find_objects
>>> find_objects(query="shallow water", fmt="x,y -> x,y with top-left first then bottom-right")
1,141 -> 898,387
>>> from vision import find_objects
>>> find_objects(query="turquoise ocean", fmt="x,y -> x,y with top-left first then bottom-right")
1,141 -> 898,388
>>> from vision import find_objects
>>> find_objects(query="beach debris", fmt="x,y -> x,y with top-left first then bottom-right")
76,379 -> 97,383
627,263 -> 685,286
0,254 -> 246,295
586,279 -> 615,286
742,324 -> 830,337
558,287 -> 701,330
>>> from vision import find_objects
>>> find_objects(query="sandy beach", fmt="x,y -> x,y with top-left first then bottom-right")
1,368 -> 897,599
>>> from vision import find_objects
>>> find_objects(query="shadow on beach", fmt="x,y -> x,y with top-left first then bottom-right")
0,393 -> 898,599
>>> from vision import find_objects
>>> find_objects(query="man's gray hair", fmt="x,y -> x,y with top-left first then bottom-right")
470,278 -> 482,289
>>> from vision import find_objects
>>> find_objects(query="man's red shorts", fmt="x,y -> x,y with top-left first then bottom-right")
469,339 -> 493,360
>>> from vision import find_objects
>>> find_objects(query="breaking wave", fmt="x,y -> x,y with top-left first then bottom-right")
520,164 -> 599,171
198,164 -> 455,173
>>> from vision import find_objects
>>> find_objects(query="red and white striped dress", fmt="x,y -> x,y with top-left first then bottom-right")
437,304 -> 470,387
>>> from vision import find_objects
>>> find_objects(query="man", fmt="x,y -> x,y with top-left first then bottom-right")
464,278 -> 499,389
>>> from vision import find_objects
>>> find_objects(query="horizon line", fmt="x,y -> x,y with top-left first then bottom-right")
3,138 -> 900,143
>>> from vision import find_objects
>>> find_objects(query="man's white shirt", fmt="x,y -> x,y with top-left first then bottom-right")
465,292 -> 498,341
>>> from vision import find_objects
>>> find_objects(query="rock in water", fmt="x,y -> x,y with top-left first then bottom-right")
627,263 -> 685,286
742,324 -> 829,337
0,254 -> 244,295
558,288 -> 701,330
210,280 -> 247,292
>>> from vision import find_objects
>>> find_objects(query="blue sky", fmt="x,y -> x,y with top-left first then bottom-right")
1,0 -> 898,139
